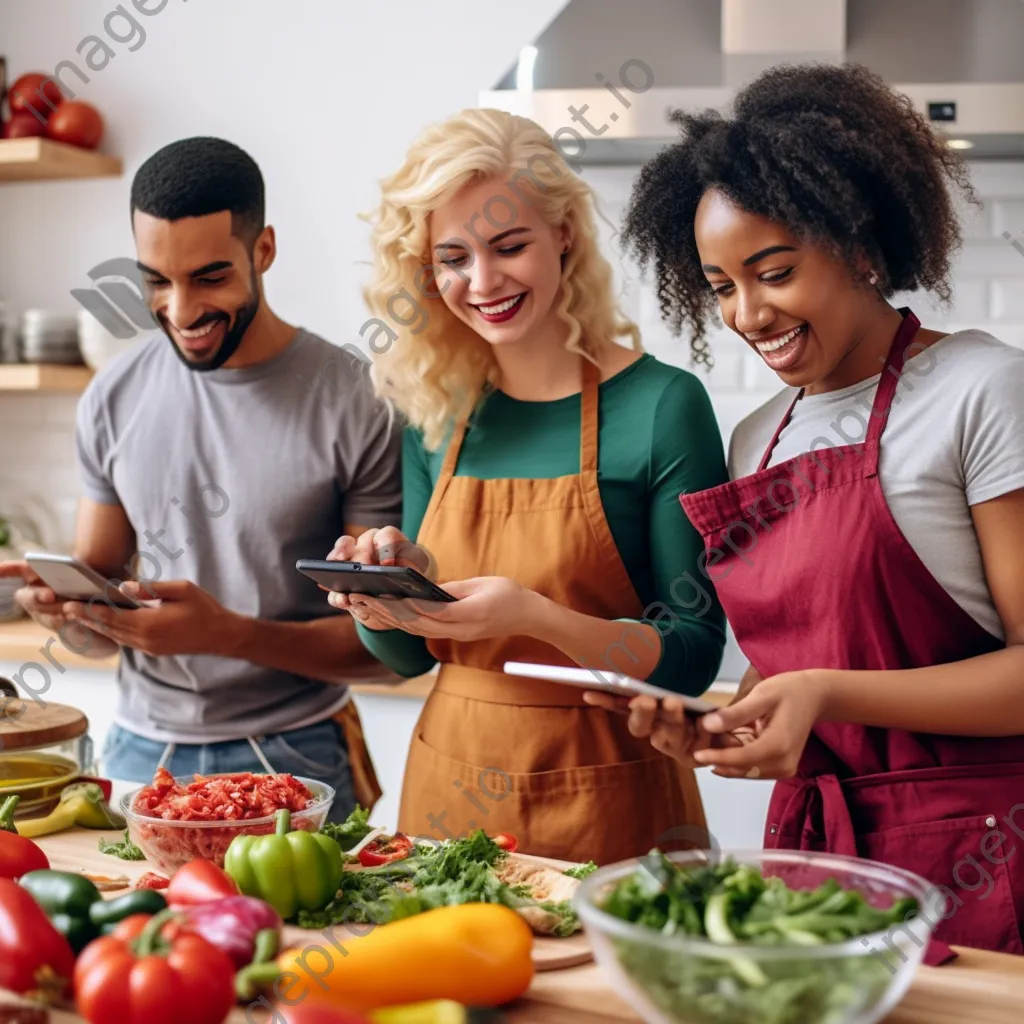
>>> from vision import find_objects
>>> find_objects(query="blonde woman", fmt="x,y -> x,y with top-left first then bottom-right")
327,109 -> 728,864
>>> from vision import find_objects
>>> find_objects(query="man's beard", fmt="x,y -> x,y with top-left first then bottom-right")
161,271 -> 261,373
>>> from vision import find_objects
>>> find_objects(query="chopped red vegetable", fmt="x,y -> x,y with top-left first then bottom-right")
492,833 -> 520,853
165,859 -> 238,908
133,872 -> 170,891
134,768 -> 312,822
357,833 -> 414,868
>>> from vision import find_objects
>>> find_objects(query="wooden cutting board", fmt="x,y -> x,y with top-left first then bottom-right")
10,828 -> 1024,1023
37,826 -> 593,971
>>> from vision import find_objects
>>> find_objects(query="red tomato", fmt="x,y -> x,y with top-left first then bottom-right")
357,833 -> 414,867
45,101 -> 104,150
8,73 -> 64,119
133,872 -> 170,891
2,112 -> 48,139
165,858 -> 239,908
74,927 -> 235,1024
492,833 -> 520,853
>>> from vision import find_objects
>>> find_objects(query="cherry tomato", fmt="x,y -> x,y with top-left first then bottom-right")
45,101 -> 104,150
8,73 -> 64,119
357,833 -> 414,867
492,833 -> 520,853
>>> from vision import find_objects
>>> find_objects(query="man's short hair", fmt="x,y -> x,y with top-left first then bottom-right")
130,137 -> 265,249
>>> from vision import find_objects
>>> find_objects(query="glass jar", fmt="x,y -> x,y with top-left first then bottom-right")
0,677 -> 93,818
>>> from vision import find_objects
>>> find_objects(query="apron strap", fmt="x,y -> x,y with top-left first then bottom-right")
756,308 -> 922,473
579,357 -> 601,475
756,393 -> 801,473
417,416 -> 471,540
863,308 -> 922,448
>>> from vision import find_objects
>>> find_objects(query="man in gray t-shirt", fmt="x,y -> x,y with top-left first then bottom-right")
0,138 -> 400,821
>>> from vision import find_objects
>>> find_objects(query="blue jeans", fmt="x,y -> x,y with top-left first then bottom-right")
101,718 -> 357,824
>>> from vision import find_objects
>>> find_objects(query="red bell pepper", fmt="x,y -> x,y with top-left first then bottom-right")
74,908 -> 236,1024
357,833 -> 414,867
165,858 -> 238,908
0,797 -> 50,879
0,877 -> 76,1001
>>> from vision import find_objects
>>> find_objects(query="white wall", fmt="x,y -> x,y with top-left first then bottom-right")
0,0 -> 569,534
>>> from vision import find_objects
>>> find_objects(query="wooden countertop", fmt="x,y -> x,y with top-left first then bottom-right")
2,827 -> 1023,1023
0,618 -> 736,705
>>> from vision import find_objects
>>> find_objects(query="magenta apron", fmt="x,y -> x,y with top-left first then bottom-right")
680,310 -> 1024,961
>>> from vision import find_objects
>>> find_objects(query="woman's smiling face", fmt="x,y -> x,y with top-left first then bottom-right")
428,176 -> 570,349
695,188 -> 872,391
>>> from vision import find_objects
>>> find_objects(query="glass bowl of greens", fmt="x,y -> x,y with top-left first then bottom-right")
574,849 -> 941,1024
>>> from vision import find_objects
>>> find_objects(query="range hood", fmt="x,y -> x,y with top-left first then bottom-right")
480,0 -> 1024,163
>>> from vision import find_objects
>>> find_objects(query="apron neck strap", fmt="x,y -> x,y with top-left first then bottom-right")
437,356 -> 602,481
756,308 -> 922,472
438,417 -> 469,482
579,357 -> 601,475
864,308 -> 922,446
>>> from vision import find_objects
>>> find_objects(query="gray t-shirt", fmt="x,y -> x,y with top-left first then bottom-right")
728,330 -> 1024,641
75,329 -> 402,742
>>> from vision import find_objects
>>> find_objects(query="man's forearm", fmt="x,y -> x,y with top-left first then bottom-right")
218,612 -> 400,686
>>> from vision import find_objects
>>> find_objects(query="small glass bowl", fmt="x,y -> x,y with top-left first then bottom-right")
574,849 -> 940,1024
121,774 -> 335,873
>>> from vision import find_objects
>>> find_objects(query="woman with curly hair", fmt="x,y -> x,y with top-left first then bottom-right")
325,108 -> 729,863
594,62 -> 1024,954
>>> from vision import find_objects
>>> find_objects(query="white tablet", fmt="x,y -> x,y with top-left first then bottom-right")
502,661 -> 717,715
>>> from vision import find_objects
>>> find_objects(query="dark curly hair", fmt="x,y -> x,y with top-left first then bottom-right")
130,137 -> 265,250
621,62 -> 978,367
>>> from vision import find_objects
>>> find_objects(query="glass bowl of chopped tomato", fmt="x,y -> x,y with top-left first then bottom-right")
121,769 -> 335,873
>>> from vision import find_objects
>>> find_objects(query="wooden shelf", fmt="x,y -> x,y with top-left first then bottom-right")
0,364 -> 94,392
0,138 -> 122,183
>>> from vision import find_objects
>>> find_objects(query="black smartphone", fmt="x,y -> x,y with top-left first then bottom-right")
295,559 -> 457,602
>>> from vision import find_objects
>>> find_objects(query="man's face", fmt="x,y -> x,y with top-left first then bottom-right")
133,210 -> 261,372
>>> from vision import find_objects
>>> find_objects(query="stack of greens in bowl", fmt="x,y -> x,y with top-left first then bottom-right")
576,851 -> 932,1024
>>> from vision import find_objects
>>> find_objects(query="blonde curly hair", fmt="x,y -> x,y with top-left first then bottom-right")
362,107 -> 641,451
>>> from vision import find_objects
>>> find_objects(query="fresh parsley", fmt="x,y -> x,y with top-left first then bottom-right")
564,860 -> 598,880
295,828 -> 566,932
318,805 -> 374,851
97,830 -> 145,861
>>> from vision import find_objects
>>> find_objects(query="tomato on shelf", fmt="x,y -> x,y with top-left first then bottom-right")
492,833 -> 519,853
8,73 -> 64,119
45,100 -> 105,150
2,112 -> 48,139
357,833 -> 415,868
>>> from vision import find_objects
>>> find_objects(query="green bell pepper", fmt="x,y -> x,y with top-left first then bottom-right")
89,888 -> 168,934
224,809 -> 342,921
19,869 -> 103,953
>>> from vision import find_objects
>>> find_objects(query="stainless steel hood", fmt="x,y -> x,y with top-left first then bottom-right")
480,0 -> 1024,162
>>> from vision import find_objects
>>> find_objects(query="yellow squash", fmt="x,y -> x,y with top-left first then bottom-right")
276,903 -> 534,1012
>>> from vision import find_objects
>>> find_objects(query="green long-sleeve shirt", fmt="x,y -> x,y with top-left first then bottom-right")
356,354 -> 729,695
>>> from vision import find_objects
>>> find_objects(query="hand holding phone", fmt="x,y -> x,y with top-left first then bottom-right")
23,552 -> 141,609
296,559 -> 456,603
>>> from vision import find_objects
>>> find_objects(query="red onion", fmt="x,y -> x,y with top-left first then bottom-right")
181,895 -> 282,969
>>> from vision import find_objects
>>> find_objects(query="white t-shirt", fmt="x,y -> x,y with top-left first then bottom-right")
728,330 -> 1024,640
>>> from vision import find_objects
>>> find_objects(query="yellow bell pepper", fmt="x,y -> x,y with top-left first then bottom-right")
275,903 -> 534,1012
371,1001 -> 500,1024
